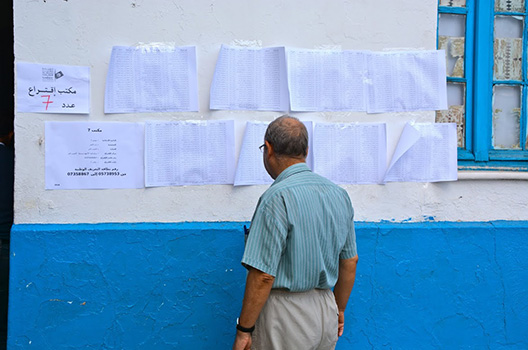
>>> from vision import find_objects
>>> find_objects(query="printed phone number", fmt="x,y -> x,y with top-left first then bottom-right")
67,171 -> 120,176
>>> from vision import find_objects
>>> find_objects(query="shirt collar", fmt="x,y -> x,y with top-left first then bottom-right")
272,162 -> 311,186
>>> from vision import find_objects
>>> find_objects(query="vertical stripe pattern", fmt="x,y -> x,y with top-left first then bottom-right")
242,163 -> 357,292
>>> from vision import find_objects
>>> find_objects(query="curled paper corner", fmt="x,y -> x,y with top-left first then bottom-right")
230,40 -> 262,48
314,44 -> 342,50
134,42 -> 178,53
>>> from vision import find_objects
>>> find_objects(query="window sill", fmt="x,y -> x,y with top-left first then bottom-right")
457,171 -> 528,181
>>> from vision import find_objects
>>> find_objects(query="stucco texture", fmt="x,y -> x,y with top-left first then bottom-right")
8,222 -> 528,349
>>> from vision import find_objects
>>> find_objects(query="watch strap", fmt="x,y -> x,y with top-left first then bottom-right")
236,318 -> 255,333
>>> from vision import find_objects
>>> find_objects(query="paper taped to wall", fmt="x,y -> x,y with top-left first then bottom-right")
286,49 -> 368,112
104,45 -> 199,113
144,120 -> 236,187
44,120 -> 457,190
366,50 -> 448,113
233,120 -> 314,186
45,122 -> 145,189
16,62 -> 90,114
210,48 -> 447,113
313,122 -> 387,184
384,122 -> 458,182
210,45 -> 290,111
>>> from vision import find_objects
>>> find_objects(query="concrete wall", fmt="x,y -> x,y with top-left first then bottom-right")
11,1 -> 528,349
13,0 -> 528,224
9,222 -> 528,349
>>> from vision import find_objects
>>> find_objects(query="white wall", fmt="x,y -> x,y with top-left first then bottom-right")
13,0 -> 528,224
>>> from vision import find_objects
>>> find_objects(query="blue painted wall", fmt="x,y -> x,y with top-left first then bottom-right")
8,222 -> 528,349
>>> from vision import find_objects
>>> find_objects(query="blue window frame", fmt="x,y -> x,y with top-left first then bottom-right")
438,0 -> 528,170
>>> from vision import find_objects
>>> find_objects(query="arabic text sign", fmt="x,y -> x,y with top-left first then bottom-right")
16,62 -> 90,114
45,122 -> 144,189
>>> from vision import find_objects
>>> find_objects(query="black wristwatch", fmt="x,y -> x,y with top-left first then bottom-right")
236,318 -> 255,333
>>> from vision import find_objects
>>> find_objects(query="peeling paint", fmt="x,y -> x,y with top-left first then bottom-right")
494,38 -> 523,80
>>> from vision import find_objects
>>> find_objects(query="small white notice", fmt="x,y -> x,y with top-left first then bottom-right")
104,45 -> 199,113
384,122 -> 458,182
313,123 -> 387,184
144,120 -> 235,186
210,45 -> 290,111
45,122 -> 144,189
16,62 -> 90,114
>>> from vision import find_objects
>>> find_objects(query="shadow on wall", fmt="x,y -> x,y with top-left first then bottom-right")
0,0 -> 14,346
0,105 -> 14,350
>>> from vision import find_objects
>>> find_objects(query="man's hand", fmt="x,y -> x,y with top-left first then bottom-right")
338,310 -> 345,337
333,255 -> 358,338
233,331 -> 252,350
233,267 -> 275,350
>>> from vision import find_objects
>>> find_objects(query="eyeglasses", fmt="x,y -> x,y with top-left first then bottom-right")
259,144 -> 266,153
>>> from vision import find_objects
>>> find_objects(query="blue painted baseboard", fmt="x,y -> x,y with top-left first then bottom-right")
7,222 -> 528,349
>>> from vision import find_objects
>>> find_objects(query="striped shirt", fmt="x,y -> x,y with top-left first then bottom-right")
242,163 -> 357,292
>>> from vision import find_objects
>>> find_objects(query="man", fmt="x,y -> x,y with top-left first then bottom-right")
233,116 -> 358,350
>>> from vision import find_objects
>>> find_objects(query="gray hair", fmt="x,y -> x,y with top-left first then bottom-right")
264,115 -> 308,158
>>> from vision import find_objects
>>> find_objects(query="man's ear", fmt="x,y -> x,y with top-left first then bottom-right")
265,140 -> 274,157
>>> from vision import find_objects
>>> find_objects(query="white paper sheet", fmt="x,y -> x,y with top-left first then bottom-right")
286,49 -> 368,111
144,120 -> 235,186
233,120 -> 314,186
366,50 -> 448,113
303,121 -> 314,171
45,122 -> 144,189
313,123 -> 387,184
16,62 -> 90,114
104,45 -> 198,113
210,45 -> 289,111
384,122 -> 458,182
234,121 -> 273,186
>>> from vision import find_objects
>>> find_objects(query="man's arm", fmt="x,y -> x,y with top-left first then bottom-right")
233,267 -> 275,350
333,255 -> 359,337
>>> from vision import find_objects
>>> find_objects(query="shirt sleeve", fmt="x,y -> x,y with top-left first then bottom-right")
339,203 -> 357,260
241,197 -> 288,277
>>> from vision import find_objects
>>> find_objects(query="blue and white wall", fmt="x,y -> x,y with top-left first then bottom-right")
11,1 -> 528,349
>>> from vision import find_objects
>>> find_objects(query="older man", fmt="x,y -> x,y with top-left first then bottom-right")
233,115 -> 358,350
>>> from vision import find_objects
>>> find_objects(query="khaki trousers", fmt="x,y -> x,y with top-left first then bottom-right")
252,289 -> 339,350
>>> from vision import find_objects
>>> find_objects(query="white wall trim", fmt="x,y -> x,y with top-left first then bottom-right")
458,171 -> 528,181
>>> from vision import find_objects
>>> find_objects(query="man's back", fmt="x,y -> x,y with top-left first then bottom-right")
242,163 -> 357,292
233,116 -> 358,350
